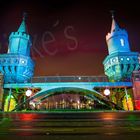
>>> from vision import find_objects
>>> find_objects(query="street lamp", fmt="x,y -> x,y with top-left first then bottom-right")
78,77 -> 81,80
25,89 -> 32,110
104,89 -> 110,96
25,89 -> 32,97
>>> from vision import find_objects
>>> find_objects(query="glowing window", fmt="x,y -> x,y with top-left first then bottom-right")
127,58 -> 130,61
113,59 -> 116,62
120,38 -> 125,46
21,60 -> 25,64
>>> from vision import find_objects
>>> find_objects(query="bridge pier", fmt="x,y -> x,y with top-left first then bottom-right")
0,73 -> 4,111
132,71 -> 140,110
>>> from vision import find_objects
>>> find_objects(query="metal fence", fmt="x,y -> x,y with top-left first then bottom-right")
29,76 -> 109,83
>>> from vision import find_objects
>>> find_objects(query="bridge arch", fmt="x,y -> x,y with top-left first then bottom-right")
31,87 -> 101,100
28,87 -> 121,110
32,87 -> 99,102
12,86 -> 123,111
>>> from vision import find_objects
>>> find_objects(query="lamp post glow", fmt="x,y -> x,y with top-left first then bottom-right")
25,89 -> 32,97
104,89 -> 110,96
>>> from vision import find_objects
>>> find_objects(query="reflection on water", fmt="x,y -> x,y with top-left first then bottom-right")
18,113 -> 38,121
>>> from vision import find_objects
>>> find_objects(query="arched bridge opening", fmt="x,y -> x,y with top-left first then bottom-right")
13,87 -> 123,111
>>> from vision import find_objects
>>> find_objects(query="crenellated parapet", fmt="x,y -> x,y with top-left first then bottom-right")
104,52 -> 140,81
0,54 -> 34,83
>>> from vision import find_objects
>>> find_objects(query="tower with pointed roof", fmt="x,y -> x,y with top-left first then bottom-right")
103,12 -> 140,81
8,13 -> 31,56
0,13 -> 34,83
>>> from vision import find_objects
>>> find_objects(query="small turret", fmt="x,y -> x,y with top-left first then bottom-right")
8,13 -> 32,56
17,13 -> 27,33
110,11 -> 120,32
106,11 -> 130,55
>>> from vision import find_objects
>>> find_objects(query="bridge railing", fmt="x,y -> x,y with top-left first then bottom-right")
29,76 -> 109,83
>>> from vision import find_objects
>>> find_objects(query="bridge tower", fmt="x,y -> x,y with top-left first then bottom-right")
103,12 -> 140,81
0,13 -> 34,83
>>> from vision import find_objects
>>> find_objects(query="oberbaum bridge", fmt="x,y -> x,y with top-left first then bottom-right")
0,13 -> 140,112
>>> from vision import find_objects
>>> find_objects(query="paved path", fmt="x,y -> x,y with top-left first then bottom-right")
0,111 -> 140,140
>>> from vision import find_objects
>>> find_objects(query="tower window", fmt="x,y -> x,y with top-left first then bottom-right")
113,59 -> 116,62
21,60 -> 25,64
120,38 -> 125,46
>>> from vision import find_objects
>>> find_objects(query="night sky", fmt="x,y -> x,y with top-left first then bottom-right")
0,0 -> 140,76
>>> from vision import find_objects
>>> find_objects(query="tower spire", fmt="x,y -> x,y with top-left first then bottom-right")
17,12 -> 27,33
110,10 -> 120,32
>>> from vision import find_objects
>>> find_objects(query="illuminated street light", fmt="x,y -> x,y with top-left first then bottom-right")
77,100 -> 80,104
78,77 -> 81,80
104,89 -> 110,96
25,89 -> 32,97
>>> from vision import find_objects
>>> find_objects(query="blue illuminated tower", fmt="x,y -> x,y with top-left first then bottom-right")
103,12 -> 140,81
0,13 -> 34,83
